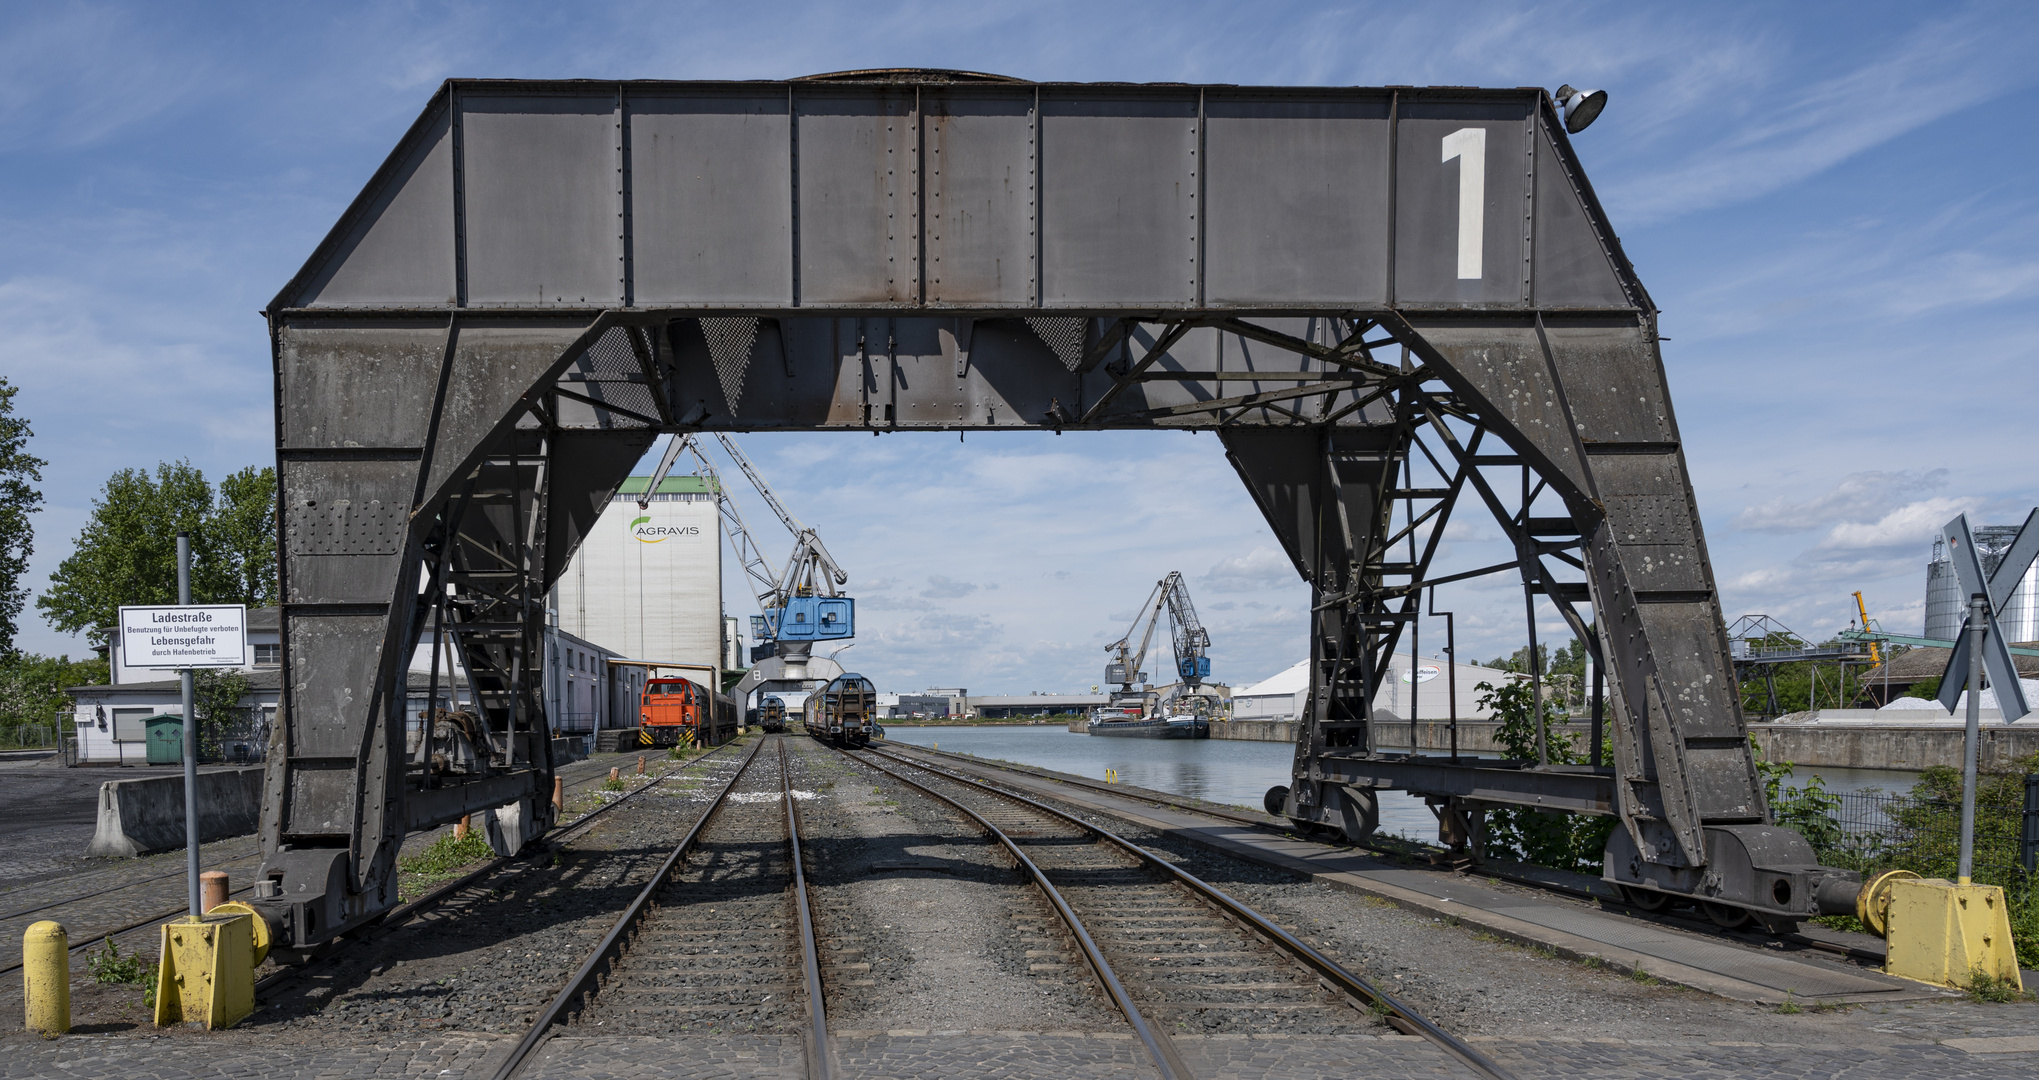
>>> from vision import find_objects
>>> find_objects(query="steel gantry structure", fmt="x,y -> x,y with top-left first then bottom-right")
254,70 -> 1863,951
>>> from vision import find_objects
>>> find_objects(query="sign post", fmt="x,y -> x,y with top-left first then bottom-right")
116,537 -> 247,920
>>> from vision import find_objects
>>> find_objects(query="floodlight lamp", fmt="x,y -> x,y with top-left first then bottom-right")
1555,84 -> 1607,133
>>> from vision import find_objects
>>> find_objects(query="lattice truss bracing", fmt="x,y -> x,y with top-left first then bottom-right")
255,75 -> 1857,950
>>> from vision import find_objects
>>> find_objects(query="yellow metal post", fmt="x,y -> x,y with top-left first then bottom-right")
153,911 -> 258,1030
1882,877 -> 2024,991
22,921 -> 69,1035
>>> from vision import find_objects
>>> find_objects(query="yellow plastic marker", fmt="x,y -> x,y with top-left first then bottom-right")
23,921 -> 69,1034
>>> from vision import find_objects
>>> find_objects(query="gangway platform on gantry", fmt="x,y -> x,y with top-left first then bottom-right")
880,744 -> 1936,1006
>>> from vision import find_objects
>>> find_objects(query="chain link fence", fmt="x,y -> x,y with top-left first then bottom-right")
1802,789 -> 2030,880
0,719 -> 60,750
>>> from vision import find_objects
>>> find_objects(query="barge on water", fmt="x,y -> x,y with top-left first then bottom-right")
1086,699 -> 1212,739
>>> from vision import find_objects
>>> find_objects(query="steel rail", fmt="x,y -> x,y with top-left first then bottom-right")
883,744 -> 1881,963
254,740 -> 750,995
867,747 -> 1520,1080
0,743 -> 743,979
0,848 -> 265,922
781,739 -> 834,1080
490,737 -> 767,1080
838,747 -> 1193,1080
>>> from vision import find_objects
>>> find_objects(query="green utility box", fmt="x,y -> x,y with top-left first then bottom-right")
144,715 -> 185,765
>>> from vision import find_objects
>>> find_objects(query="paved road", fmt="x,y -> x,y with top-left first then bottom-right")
0,757 -> 116,883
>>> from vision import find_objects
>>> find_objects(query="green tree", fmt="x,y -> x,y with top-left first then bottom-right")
37,461 -> 278,643
209,466 -> 278,608
190,668 -> 251,759
0,653 -> 108,735
0,378 -> 45,655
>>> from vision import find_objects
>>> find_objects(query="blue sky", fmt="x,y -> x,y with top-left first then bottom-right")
4,1 -> 2036,694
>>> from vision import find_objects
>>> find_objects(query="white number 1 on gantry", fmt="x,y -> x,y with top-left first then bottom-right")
1441,128 -> 1485,280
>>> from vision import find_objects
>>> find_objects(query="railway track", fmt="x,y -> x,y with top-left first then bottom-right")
880,741 -> 1891,965
0,742 -> 739,984
494,735 -> 830,1080
850,744 -> 1517,1080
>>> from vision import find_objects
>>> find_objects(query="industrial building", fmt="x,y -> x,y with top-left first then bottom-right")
1925,523 -> 2039,641
73,606 -> 629,764
550,475 -> 727,674
1232,654 -> 1510,724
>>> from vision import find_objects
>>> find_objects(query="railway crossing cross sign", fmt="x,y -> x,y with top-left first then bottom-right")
1934,511 -> 2037,722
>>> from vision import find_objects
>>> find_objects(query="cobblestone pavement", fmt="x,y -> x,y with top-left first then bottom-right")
10,1028 -> 2012,1079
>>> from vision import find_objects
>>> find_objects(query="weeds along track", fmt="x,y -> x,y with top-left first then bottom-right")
497,736 -> 831,1080
853,746 -> 1518,1080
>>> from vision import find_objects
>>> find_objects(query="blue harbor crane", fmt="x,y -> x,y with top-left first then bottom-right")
639,433 -> 854,664
1105,571 -> 1211,699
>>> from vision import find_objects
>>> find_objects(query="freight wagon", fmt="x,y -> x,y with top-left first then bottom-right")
806,673 -> 878,748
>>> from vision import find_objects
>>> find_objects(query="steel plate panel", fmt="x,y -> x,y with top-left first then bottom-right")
1543,321 -> 1675,446
1204,96 -> 1390,305
281,459 -> 415,604
300,110 -> 455,307
795,91 -> 918,305
1592,454 -> 1710,594
1039,95 -> 1198,307
923,91 -> 1036,306
283,613 -> 386,760
1410,322 -> 1590,497
1533,133 -> 1630,307
1394,101 -> 1530,305
462,94 -> 621,306
629,92 -> 792,305
278,324 -> 445,448
1635,600 -> 1755,748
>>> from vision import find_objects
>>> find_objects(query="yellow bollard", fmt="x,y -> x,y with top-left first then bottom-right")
23,921 -> 69,1034
200,871 -> 229,913
1882,877 -> 2024,991
154,911 -> 258,1030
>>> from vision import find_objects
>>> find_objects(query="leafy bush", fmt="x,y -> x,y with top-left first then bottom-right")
86,940 -> 149,984
1760,742 -> 2038,970
399,829 -> 495,877
1472,679 -> 1617,873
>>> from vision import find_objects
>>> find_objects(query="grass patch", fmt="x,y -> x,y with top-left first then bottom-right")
601,777 -> 627,792
1965,968 -> 2035,1004
1777,992 -> 1802,1015
1629,963 -> 1657,985
401,830 -> 495,877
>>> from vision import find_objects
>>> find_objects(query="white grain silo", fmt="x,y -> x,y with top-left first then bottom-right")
1924,525 -> 2039,642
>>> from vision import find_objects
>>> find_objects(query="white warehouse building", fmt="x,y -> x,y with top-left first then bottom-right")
1232,654 -> 1509,723
551,475 -> 727,673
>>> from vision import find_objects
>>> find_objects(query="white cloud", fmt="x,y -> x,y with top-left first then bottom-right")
1735,471 -> 1949,532
1814,497 -> 1978,552
1202,546 -> 1295,592
921,575 -> 979,599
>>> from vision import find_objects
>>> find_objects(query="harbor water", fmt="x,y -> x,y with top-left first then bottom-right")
877,725 -> 1929,845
